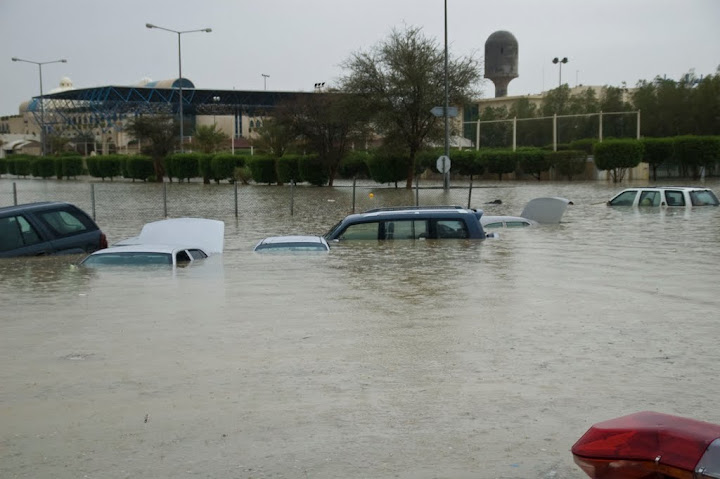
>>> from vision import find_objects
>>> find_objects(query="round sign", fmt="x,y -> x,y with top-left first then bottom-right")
436,155 -> 451,174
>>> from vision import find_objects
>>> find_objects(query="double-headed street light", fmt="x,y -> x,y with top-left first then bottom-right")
261,74 -> 270,91
552,57 -> 569,88
146,23 -> 212,152
12,56 -> 67,156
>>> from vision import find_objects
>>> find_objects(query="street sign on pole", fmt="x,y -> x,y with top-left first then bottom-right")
436,155 -> 451,174
430,106 -> 458,118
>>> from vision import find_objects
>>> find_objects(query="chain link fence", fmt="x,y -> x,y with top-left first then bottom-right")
1,177 -> 497,224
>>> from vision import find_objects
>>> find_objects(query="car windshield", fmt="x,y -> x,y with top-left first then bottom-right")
255,242 -> 328,252
690,190 -> 719,206
81,252 -> 173,266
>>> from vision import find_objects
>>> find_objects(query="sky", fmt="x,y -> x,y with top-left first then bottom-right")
1,0 -> 719,116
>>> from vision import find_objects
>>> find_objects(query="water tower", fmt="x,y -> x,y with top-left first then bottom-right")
484,31 -> 519,97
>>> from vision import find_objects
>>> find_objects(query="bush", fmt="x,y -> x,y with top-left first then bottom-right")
672,135 -> 720,179
276,155 -> 300,184
338,150 -> 371,179
10,155 -> 32,177
366,150 -> 408,185
516,148 -> 551,180
641,137 -> 674,180
569,138 -> 597,155
593,139 -> 644,182
31,156 -> 55,179
482,149 -> 516,180
86,156 -> 101,178
61,156 -> 84,179
167,153 -> 200,182
416,149 -> 444,173
125,155 -> 154,181
234,166 -> 252,185
248,155 -> 278,184
0,158 -> 7,175
452,149 -> 485,177
198,154 -> 214,183
549,150 -> 587,180
298,155 -> 329,186
212,153 -> 245,183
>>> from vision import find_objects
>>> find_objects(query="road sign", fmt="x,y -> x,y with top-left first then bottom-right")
430,106 -> 459,118
436,155 -> 451,174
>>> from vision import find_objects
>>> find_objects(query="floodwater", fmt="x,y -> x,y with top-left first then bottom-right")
1,178 -> 720,479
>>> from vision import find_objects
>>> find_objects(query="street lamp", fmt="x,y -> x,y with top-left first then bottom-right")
552,57 -> 569,88
261,74 -> 269,91
12,56 -> 67,156
146,23 -> 212,152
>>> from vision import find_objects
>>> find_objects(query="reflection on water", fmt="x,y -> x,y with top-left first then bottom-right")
1,179 -> 720,478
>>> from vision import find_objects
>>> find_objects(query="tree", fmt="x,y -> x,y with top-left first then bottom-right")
341,26 -> 481,188
194,124 -> 229,154
252,117 -> 296,157
273,91 -> 368,186
594,139 -> 644,183
125,115 -> 178,182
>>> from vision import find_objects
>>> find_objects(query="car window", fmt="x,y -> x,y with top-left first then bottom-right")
188,249 -> 208,259
338,222 -> 379,240
255,243 -> 329,252
383,220 -> 428,239
38,209 -> 91,237
690,190 -> 719,206
176,250 -> 192,263
609,190 -> 637,206
435,220 -> 469,239
639,191 -> 660,206
665,190 -> 685,206
483,222 -> 504,229
0,216 -> 43,251
506,221 -> 531,228
81,252 -> 173,266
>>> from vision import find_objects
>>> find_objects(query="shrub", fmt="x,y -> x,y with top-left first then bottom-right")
167,153 -> 200,182
248,155 -> 278,184
298,155 -> 329,186
673,135 -> 720,179
516,148 -> 551,180
125,155 -> 154,181
366,150 -> 408,185
641,137 -> 674,180
198,154 -> 214,183
31,156 -> 55,179
593,139 -> 644,182
452,149 -> 485,177
569,138 -> 597,155
61,156 -> 84,179
549,150 -> 587,180
86,156 -> 101,178
338,151 -> 371,179
11,156 -> 32,177
0,157 -> 7,175
212,153 -> 245,183
482,149 -> 516,180
276,155 -> 300,184
234,166 -> 252,185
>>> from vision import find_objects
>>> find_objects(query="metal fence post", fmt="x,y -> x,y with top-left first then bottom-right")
290,179 -> 295,216
352,176 -> 356,213
234,181 -> 238,218
163,182 -> 168,218
415,174 -> 419,206
467,176 -> 473,209
91,183 -> 96,220
13,182 -> 17,206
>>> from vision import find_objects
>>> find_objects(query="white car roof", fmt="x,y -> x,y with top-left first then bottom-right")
89,244 -> 196,255
481,215 -> 535,225
259,235 -> 327,245
114,218 -> 224,254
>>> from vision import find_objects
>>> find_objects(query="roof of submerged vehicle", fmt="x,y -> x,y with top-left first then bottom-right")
85,244 -> 194,255
257,235 -> 327,245
0,201 -> 78,215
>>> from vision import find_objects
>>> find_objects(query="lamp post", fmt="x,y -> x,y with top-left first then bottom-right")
12,56 -> 67,156
146,23 -> 212,152
261,74 -> 269,91
552,57 -> 568,88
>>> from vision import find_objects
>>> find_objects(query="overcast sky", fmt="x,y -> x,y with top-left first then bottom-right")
1,0 -> 718,116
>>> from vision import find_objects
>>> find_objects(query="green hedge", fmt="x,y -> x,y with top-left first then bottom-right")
211,153 -> 245,183
366,151 -> 408,185
673,135 -> 720,178
0,158 -> 7,175
198,154 -> 215,183
569,138 -> 597,155
481,150 -> 516,180
549,150 -> 587,180
31,157 -> 55,179
276,155 -> 300,184
641,137 -> 674,180
248,155 -> 278,184
125,155 -> 154,181
593,139 -> 644,182
338,150 -> 371,179
8,155 -> 32,177
452,149 -> 485,177
60,156 -> 84,179
516,148 -> 551,180
167,153 -> 200,182
298,155 -> 328,186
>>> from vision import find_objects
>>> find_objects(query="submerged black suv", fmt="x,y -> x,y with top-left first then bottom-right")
324,206 -> 491,241
0,202 -> 107,258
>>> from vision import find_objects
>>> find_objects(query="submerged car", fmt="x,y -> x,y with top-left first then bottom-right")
1,201 -> 107,258
324,206 -> 491,241
480,197 -> 573,229
80,218 -> 224,267
572,411 -> 720,479
254,235 -> 330,252
607,186 -> 719,207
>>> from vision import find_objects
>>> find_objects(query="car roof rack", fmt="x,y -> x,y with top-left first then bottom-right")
363,205 -> 466,213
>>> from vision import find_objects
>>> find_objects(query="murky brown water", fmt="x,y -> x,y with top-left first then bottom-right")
2,178 -> 720,478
